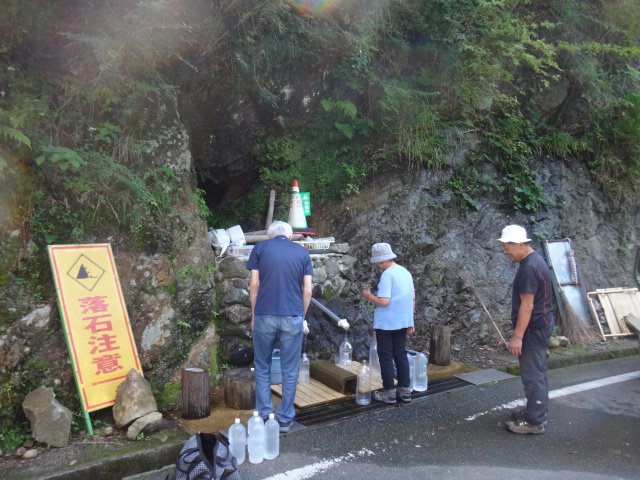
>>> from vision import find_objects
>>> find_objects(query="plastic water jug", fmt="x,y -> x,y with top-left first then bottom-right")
369,339 -> 381,379
413,352 -> 428,392
271,349 -> 282,384
407,352 -> 415,391
248,415 -> 265,464
264,413 -> 280,460
228,418 -> 246,465
339,338 -> 352,370
298,353 -> 310,385
356,360 -> 371,405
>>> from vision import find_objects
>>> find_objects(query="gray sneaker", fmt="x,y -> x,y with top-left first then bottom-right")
511,408 -> 547,426
372,389 -> 397,404
506,418 -> 545,434
397,387 -> 412,403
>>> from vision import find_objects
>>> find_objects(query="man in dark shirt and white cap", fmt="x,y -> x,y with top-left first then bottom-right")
499,225 -> 554,434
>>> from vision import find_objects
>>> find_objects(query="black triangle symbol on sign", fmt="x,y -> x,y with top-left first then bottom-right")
77,265 -> 90,279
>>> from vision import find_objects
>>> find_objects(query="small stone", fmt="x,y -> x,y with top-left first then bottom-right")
548,336 -> 560,348
23,439 -> 35,448
70,460 -> 77,465
104,426 -> 114,436
16,447 -> 26,456
22,449 -> 38,459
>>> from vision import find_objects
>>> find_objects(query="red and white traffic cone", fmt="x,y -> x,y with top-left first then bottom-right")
288,180 -> 307,228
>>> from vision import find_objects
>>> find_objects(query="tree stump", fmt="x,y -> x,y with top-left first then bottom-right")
181,368 -> 210,420
429,325 -> 452,366
222,368 -> 256,410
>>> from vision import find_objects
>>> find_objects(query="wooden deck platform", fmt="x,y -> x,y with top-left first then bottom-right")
271,361 -> 383,408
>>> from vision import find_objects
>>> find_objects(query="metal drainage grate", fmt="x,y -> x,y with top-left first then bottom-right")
295,376 -> 474,428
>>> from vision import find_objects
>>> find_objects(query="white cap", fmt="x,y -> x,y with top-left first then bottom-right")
269,413 -> 275,419
253,411 -> 259,416
235,418 -> 240,423
498,225 -> 531,243
338,319 -> 350,330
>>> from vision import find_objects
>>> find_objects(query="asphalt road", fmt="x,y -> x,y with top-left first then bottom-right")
136,356 -> 640,480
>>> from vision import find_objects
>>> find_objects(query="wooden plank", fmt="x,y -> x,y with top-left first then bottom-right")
587,293 -> 607,341
598,293 -> 621,335
625,313 -> 640,335
608,292 -> 634,334
271,361 -> 386,409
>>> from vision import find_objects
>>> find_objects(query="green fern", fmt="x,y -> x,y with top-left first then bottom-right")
0,126 -> 31,149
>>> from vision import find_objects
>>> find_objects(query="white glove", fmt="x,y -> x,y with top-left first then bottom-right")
303,320 -> 309,335
338,319 -> 350,331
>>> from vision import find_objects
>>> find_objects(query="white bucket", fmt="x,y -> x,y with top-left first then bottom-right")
227,225 -> 245,246
209,229 -> 231,256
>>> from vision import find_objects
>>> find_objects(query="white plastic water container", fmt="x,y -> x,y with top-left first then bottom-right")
247,411 -> 262,436
339,338 -> 352,370
369,339 -> 381,379
356,360 -> 371,405
248,415 -> 265,464
228,418 -> 246,465
413,352 -> 428,392
298,353 -> 310,385
264,413 -> 280,460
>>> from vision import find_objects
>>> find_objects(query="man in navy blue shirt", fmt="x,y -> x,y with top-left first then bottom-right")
246,221 -> 313,432
499,225 -> 554,435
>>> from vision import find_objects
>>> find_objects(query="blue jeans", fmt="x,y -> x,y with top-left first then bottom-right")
519,346 -> 549,426
376,328 -> 410,391
253,315 -> 304,424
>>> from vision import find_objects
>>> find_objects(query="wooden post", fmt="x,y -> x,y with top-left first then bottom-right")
429,325 -> 452,366
222,368 -> 256,410
181,367 -> 210,419
265,190 -> 276,229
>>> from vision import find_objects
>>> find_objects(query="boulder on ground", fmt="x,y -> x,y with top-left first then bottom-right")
126,411 -> 163,440
22,386 -> 72,447
112,369 -> 158,429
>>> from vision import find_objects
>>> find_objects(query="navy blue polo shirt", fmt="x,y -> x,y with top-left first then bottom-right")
246,236 -> 313,316
511,250 -> 554,348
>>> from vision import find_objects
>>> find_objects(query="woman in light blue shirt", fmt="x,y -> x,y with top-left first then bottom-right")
362,243 -> 415,404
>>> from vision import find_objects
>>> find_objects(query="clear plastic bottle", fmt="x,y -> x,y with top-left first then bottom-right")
356,360 -> 371,405
264,413 -> 280,460
247,410 -> 262,437
369,338 -> 381,379
298,353 -> 310,385
413,352 -> 428,392
228,418 -> 246,465
407,352 -> 415,391
339,337 -> 352,370
247,415 -> 265,464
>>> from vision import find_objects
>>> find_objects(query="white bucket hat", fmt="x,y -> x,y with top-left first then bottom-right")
370,243 -> 397,263
498,225 -> 531,243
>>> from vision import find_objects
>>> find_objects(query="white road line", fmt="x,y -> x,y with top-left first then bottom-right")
465,371 -> 640,421
262,448 -> 375,480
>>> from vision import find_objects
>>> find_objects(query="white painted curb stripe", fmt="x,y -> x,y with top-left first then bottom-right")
262,448 -> 374,480
465,371 -> 640,421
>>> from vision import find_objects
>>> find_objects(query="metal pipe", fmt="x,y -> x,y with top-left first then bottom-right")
310,297 -> 342,323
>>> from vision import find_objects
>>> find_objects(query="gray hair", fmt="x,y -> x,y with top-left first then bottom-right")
267,221 -> 293,239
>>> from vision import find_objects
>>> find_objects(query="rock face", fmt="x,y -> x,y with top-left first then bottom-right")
311,159 -> 640,354
112,369 -> 159,429
22,387 -> 72,448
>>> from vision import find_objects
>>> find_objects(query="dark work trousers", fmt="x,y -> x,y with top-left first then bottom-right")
375,328 -> 410,391
519,346 -> 549,426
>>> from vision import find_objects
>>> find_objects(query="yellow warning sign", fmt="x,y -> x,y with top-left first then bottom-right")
48,244 -> 142,412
